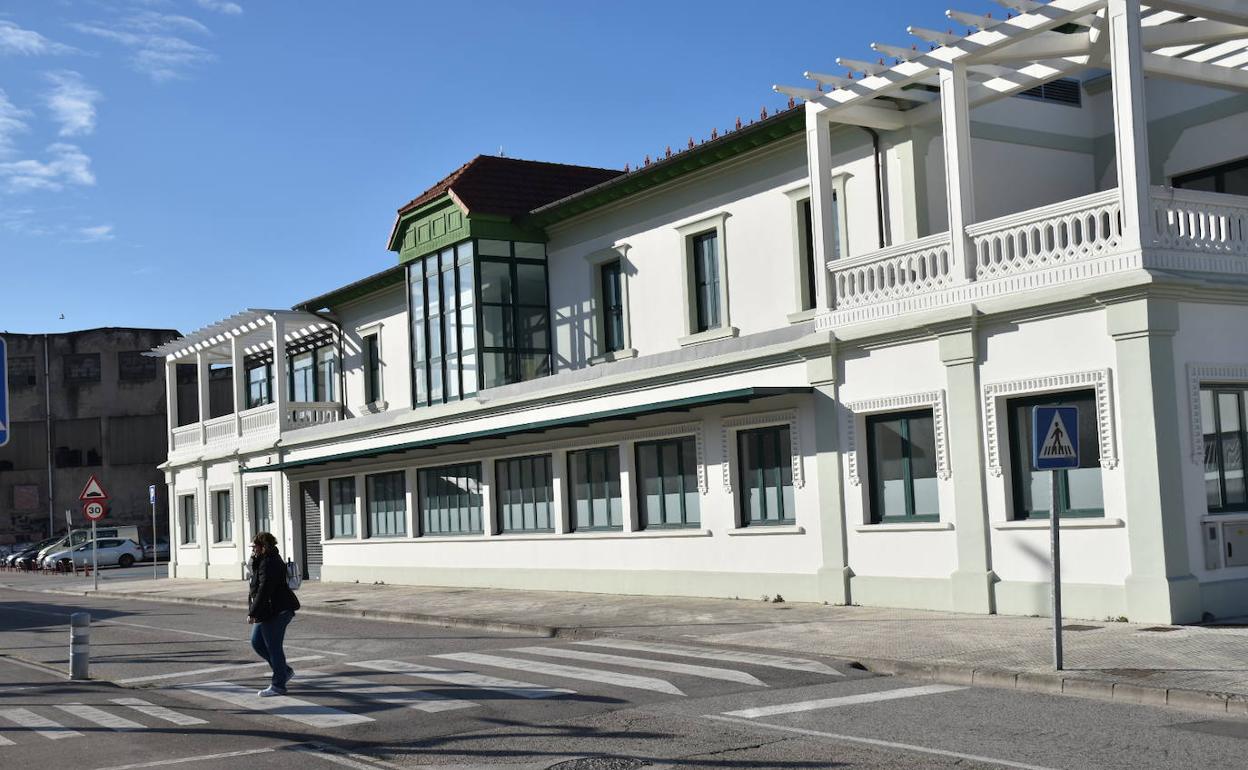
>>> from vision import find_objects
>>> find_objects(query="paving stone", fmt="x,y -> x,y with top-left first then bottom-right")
972,668 -> 1019,689
1112,682 -> 1169,707
1167,688 -> 1229,715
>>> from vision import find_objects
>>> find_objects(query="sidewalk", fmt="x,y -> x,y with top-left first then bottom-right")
9,571 -> 1248,717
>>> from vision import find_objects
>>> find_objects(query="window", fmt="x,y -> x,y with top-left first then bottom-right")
366,471 -> 406,537
568,446 -> 622,531
1174,156 -> 1248,196
692,231 -> 721,332
799,200 -> 817,311
738,426 -> 795,526
636,437 -> 700,528
213,490 -> 232,543
180,495 -> 197,544
250,486 -> 271,535
118,351 -> 158,382
497,455 -> 553,533
286,341 -> 337,403
410,241 -> 480,408
289,351 -> 314,402
317,345 -> 338,403
1202,386 -> 1248,513
600,260 -> 625,354
328,477 -> 356,538
1007,390 -> 1104,519
418,463 -> 482,535
53,418 -> 102,468
363,334 -> 382,404
866,411 -> 940,523
64,353 -> 101,384
246,358 -> 272,409
7,356 -> 36,389
479,240 -> 550,389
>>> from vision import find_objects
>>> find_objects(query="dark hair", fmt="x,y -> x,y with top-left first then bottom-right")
251,532 -> 278,550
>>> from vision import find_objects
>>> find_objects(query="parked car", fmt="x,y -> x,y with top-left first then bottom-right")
43,538 -> 145,570
9,537 -> 64,569
142,538 -> 170,561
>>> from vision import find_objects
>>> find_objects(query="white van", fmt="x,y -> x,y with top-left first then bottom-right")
37,526 -> 141,563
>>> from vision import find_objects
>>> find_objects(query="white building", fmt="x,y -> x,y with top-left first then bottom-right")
157,0 -> 1248,625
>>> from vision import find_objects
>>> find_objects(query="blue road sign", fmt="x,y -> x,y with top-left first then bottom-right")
1032,405 -> 1079,471
0,337 -> 8,448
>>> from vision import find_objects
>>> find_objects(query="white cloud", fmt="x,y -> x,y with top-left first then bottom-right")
44,71 -> 102,137
0,90 -> 31,157
0,143 -> 95,192
72,12 -> 215,82
194,1 -> 243,16
78,224 -> 114,242
0,20 -> 77,56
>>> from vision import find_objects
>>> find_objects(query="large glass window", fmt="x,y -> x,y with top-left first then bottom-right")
866,411 -> 940,523
317,345 -> 338,403
692,232 -> 720,332
1202,386 -> 1248,513
246,359 -> 272,409
213,490 -> 232,543
289,351 -> 315,402
497,455 -> 553,533
328,477 -> 356,538
637,437 -> 700,528
568,446 -> 622,531
181,495 -> 197,544
480,241 -> 550,389
366,471 -> 407,537
409,241 -> 488,408
419,463 -> 483,535
1174,156 -> 1248,196
738,426 -> 794,526
1008,390 -> 1104,519
250,486 -> 270,535
600,260 -> 625,353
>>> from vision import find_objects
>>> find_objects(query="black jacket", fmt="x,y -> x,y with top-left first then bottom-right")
248,550 -> 301,622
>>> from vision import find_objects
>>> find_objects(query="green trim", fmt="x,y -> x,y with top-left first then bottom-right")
244,386 -> 811,473
392,195 -> 549,266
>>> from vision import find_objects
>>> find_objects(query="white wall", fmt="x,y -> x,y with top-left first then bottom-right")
336,285 -> 410,417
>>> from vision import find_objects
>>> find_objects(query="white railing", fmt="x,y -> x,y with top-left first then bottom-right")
240,403 -> 279,437
970,189 -> 1123,281
203,414 -> 236,445
1152,187 -> 1248,257
171,424 -> 200,451
829,232 -> 954,309
288,402 -> 341,428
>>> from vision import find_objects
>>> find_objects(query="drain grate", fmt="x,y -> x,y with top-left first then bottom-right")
1139,625 -> 1181,632
1061,624 -> 1102,632
548,759 -> 651,770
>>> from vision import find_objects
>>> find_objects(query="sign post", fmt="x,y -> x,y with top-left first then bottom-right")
149,484 -> 158,579
1032,405 -> 1080,671
79,475 -> 109,592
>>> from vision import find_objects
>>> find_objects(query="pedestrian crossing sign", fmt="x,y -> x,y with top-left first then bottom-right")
1032,405 -> 1079,470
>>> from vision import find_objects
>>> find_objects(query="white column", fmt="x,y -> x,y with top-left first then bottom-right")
1108,0 -> 1153,251
480,459 -> 497,537
165,359 -> 178,451
165,479 -> 177,577
805,107 -> 837,309
551,449 -> 569,535
939,64 -> 977,282
270,316 -> 288,432
195,351 -> 210,445
230,335 -> 246,437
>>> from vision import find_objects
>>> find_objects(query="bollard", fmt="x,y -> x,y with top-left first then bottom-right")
69,612 -> 90,680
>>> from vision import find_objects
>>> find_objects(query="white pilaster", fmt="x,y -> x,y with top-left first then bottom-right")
165,359 -> 178,451
805,107 -> 836,309
195,351 -> 210,445
271,315 -> 288,432
1108,0 -> 1153,251
230,335 -> 246,437
939,64 -> 977,282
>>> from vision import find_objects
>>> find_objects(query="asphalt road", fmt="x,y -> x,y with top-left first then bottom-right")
2,587 -> 1248,769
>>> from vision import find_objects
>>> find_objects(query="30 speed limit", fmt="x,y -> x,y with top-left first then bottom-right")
84,501 -> 106,521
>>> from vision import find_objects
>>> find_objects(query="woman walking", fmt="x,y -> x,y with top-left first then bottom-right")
247,532 -> 300,697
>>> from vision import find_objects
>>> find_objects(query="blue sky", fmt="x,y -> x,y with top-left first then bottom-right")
1,0 -> 998,336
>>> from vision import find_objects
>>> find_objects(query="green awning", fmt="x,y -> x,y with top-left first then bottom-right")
243,386 -> 811,473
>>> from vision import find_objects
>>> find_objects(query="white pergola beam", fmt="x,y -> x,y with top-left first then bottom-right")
909,26 -> 963,46
948,10 -> 1000,30
1142,50 -> 1248,90
872,42 -> 922,60
994,0 -> 1046,12
1146,0 -> 1248,27
804,71 -> 853,89
972,31 -> 1095,63
1143,20 -> 1248,48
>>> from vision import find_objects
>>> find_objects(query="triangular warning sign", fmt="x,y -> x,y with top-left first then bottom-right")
1039,412 -> 1076,460
79,474 -> 109,501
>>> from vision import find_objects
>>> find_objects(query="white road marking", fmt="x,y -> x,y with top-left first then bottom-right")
705,714 -> 1061,770
296,671 -> 479,713
350,659 -> 573,699
435,651 -> 685,696
0,707 -> 82,739
110,698 -> 208,726
720,683 -> 966,718
116,655 -> 323,684
88,747 -> 275,770
292,744 -> 388,769
0,734 -> 14,746
577,639 -> 843,676
513,645 -> 767,686
55,703 -> 145,730
178,682 -> 372,728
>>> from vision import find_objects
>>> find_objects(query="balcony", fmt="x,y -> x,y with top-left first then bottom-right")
169,402 -> 342,452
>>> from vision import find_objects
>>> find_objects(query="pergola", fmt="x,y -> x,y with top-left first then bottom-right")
775,0 -> 1248,308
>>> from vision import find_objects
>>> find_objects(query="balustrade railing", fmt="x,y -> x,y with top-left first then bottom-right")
969,189 -> 1123,281
170,424 -> 199,451
288,402 -> 341,428
203,415 -> 236,445
829,232 -> 954,309
1152,187 -> 1248,256
239,403 -> 278,437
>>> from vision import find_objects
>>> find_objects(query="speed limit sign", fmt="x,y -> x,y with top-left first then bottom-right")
83,501 -> 106,521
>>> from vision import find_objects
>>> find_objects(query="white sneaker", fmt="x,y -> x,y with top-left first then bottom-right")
257,686 -> 286,697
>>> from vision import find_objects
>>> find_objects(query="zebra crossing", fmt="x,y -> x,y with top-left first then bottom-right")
0,640 -> 852,745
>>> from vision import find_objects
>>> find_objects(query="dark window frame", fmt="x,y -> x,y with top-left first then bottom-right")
600,259 -> 625,354
1007,389 -> 1105,520
63,353 -> 101,384
635,436 -> 700,529
691,230 -> 721,333
117,351 -> 158,382
418,462 -> 483,536
799,199 -> 817,311
363,334 -> 381,404
250,485 -> 271,536
1173,156 -> 1248,194
496,454 -> 554,534
328,476 -> 357,539
1202,384 -> 1248,514
865,409 -> 941,524
7,355 -> 37,389
568,445 -> 622,532
365,470 -> 407,538
245,358 -> 273,409
180,494 -> 197,545
212,489 -> 232,543
737,425 -> 795,527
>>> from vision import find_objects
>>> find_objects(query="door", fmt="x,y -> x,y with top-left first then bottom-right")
299,481 -> 323,581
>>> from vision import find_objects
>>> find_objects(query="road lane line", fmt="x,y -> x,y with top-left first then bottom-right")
721,683 -> 966,718
435,651 -> 685,696
177,681 -> 372,728
577,639 -> 843,676
89,747 -> 275,770
704,715 -> 1060,770
55,703 -> 145,731
349,659 -> 573,699
0,734 -> 14,746
109,698 -> 208,726
296,671 -> 479,713
115,655 -> 323,684
0,707 -> 82,739
513,645 -> 767,686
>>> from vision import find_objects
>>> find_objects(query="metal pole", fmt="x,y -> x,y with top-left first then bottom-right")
69,612 -> 89,680
152,496 -> 158,579
91,518 -> 98,592
1050,469 -> 1064,671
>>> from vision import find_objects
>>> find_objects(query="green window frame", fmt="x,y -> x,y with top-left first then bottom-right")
409,241 -> 480,407
568,446 -> 622,531
418,463 -> 482,535
737,426 -> 794,526
478,240 -> 551,390
865,410 -> 940,524
600,260 -> 625,354
496,455 -> 553,533
245,358 -> 272,409
363,334 -> 381,404
286,341 -> 337,404
636,437 -> 700,528
1201,386 -> 1248,513
328,477 -> 356,539
250,485 -> 270,536
1007,389 -> 1104,519
212,490 -> 232,543
799,199 -> 817,311
180,494 -> 197,544
365,471 -> 407,537
692,231 -> 721,332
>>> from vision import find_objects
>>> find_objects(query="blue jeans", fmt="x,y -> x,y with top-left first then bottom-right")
250,611 -> 294,691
